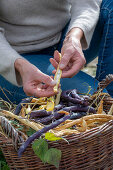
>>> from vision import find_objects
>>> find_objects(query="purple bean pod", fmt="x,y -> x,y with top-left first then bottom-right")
33,111 -> 64,125
18,113 -> 71,157
61,90 -> 72,97
70,89 -> 91,103
80,112 -> 87,116
14,98 -> 32,115
63,105 -> 96,114
61,91 -> 88,106
82,95 -> 91,101
34,114 -> 54,124
68,102 -> 78,107
29,110 -> 52,118
70,89 -> 81,100
70,112 -> 87,120
70,90 -> 89,105
54,104 -> 64,111
53,112 -> 64,120
70,112 -> 83,120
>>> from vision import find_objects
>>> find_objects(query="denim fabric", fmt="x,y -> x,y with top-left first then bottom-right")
0,53 -> 99,104
84,0 -> 113,96
0,0 -> 112,103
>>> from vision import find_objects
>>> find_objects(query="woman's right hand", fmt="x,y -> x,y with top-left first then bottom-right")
14,58 -> 56,97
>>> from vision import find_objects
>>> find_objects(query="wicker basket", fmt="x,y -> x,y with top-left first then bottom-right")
0,75 -> 113,170
0,120 -> 113,170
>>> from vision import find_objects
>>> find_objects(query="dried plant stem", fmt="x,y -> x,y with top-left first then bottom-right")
54,129 -> 79,137
108,104 -> 113,115
1,110 -> 44,131
55,114 -> 113,131
0,87 -> 13,105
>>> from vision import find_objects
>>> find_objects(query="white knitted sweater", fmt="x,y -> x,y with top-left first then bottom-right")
0,0 -> 102,85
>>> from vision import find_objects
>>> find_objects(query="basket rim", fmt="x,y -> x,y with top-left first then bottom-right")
0,120 -> 113,146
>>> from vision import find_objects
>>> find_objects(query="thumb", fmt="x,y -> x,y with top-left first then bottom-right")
38,70 -> 56,86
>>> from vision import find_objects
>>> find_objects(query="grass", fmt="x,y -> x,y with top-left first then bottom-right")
82,58 -> 97,78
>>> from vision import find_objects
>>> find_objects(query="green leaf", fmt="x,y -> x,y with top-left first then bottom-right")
0,150 -> 10,170
45,132 -> 62,141
0,161 -> 6,166
10,120 -> 18,125
26,128 -> 36,137
32,138 -> 48,163
44,148 -> 61,168
0,150 -> 7,162
1,164 -> 10,170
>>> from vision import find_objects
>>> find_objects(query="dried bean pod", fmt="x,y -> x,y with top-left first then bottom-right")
70,112 -> 83,120
14,98 -> 32,115
70,89 -> 91,102
18,113 -> 71,157
63,105 -> 96,114
70,89 -> 81,99
34,115 -> 53,124
29,110 -> 52,118
61,90 -> 88,106
68,102 -> 78,107
82,95 -> 91,101
34,112 -> 64,125
54,104 -> 64,111
80,112 -> 87,116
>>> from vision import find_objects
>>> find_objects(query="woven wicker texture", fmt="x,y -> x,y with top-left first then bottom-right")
0,120 -> 113,170
1,74 -> 113,170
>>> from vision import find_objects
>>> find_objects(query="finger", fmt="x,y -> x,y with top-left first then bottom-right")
54,50 -> 60,63
23,81 -> 46,96
59,49 -> 74,70
24,84 -> 56,97
61,61 -> 84,78
34,87 -> 57,97
42,76 -> 54,88
37,70 -> 56,86
50,58 -> 58,69
52,70 -> 56,74
50,75 -> 54,79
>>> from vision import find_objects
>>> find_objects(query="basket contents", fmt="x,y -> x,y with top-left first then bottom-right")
0,91 -> 113,167
0,74 -> 113,169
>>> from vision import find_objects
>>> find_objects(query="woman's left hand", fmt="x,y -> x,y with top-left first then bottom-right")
50,28 -> 86,78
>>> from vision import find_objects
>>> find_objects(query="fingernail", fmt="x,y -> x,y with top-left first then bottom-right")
59,64 -> 65,69
51,80 -> 56,86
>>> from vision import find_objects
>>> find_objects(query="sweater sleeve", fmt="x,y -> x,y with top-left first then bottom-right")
68,0 -> 102,49
0,28 -> 23,86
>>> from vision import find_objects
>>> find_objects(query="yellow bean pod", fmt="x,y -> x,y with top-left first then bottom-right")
53,53 -> 62,93
46,96 -> 55,111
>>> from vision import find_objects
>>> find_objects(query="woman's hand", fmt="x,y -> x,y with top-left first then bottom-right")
50,28 -> 86,78
14,59 -> 56,97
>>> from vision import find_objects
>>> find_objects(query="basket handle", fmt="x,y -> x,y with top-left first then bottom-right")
97,74 -> 113,92
0,116 -> 26,151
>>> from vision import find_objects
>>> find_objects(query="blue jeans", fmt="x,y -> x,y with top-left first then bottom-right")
84,0 -> 113,96
0,0 -> 112,104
